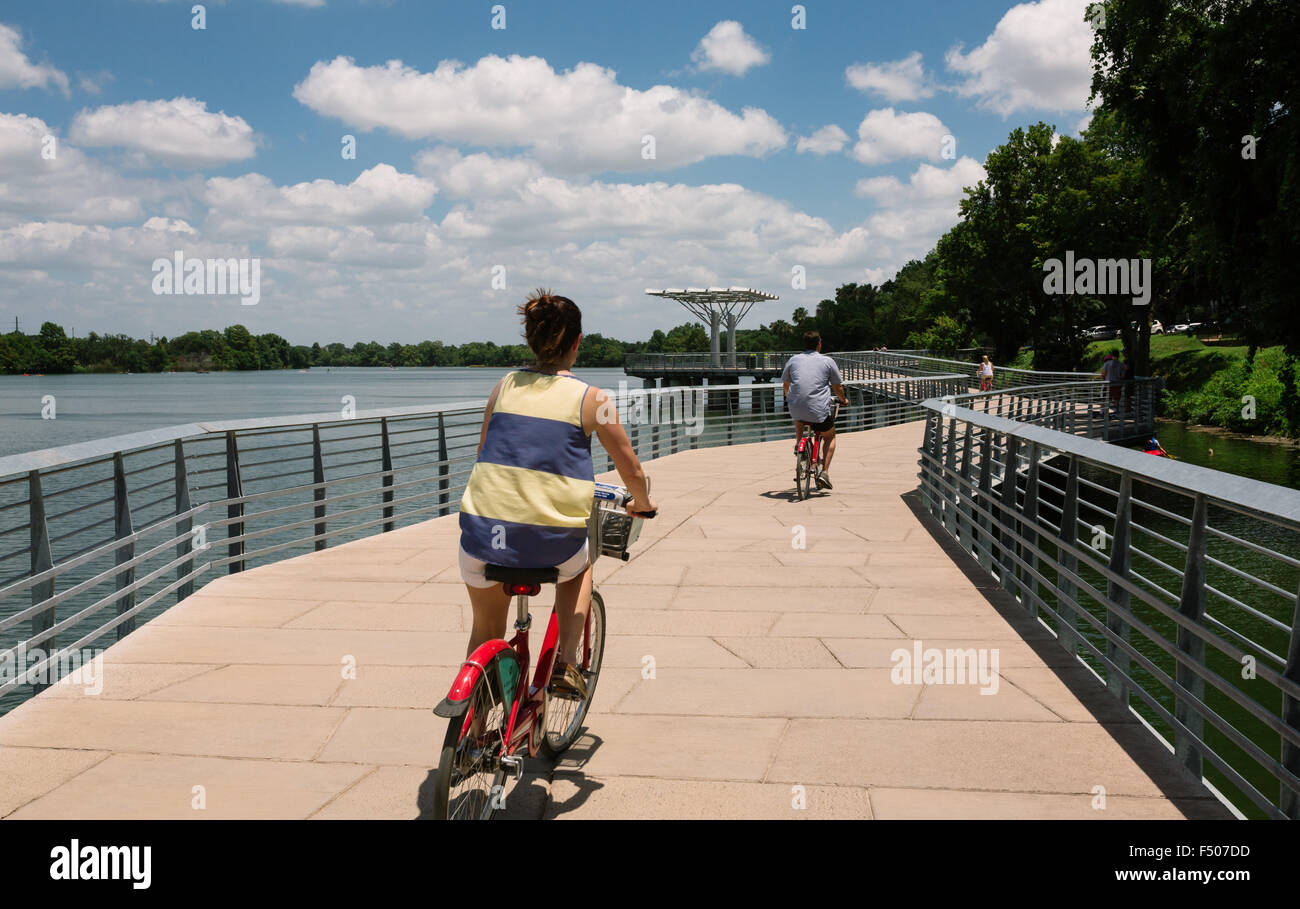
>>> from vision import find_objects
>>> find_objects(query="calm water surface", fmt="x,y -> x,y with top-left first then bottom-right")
0,367 -> 636,458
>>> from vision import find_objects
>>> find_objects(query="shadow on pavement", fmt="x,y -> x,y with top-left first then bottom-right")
900,487 -> 1235,819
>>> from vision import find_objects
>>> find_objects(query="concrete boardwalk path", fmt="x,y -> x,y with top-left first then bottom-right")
0,422 -> 1230,819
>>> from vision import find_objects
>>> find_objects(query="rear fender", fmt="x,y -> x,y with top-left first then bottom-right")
433,640 -> 521,719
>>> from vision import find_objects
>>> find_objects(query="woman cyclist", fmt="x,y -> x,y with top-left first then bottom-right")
458,290 -> 657,702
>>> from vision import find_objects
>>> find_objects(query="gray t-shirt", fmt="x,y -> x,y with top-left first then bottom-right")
781,350 -> 843,423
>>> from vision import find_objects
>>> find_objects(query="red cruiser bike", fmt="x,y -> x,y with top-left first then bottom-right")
431,482 -> 654,820
793,404 -> 837,501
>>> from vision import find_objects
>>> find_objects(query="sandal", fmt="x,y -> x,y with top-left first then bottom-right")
548,660 -> 589,701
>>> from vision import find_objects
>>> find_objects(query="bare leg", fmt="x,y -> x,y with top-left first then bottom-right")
552,560 -> 594,664
465,583 -> 510,657
464,583 -> 510,739
821,428 -> 838,475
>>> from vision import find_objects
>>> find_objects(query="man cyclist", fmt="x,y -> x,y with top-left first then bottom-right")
782,331 -> 849,489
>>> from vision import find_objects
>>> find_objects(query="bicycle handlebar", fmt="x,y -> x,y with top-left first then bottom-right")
595,481 -> 656,519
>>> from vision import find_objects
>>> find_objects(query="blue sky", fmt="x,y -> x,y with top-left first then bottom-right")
0,0 -> 1099,346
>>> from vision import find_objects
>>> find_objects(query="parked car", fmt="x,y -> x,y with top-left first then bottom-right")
1085,325 -> 1122,340
1152,320 -> 1164,334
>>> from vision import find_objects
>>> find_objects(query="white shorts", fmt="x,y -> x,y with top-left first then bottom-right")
458,541 -> 590,589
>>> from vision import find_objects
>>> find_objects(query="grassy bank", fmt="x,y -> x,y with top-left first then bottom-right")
1084,335 -> 1299,437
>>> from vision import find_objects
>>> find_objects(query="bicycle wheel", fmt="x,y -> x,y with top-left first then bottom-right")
541,589 -> 606,757
795,439 -> 812,500
431,670 -> 508,820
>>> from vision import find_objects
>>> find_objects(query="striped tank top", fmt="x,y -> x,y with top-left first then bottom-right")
458,370 -> 595,567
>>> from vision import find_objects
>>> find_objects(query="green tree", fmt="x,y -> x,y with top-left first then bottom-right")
223,325 -> 258,370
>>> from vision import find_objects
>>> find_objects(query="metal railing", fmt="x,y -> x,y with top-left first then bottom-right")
835,350 -> 1096,389
624,351 -> 795,373
938,380 -> 1160,443
917,397 -> 1300,819
0,373 -> 964,713
624,348 -> 1100,391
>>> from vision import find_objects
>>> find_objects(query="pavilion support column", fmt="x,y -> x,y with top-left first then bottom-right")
709,311 -> 721,368
726,311 -> 738,368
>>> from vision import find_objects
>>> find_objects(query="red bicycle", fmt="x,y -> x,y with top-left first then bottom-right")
431,482 -> 654,820
793,405 -> 837,500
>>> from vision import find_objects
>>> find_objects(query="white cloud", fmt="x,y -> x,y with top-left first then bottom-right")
854,157 -> 987,270
141,216 -> 196,234
69,97 -> 258,168
796,124 -> 849,156
293,54 -> 786,172
850,108 -> 950,166
855,156 -> 985,207
946,0 -> 1094,116
0,113 -> 152,223
414,146 -> 544,198
845,52 -> 933,103
0,24 -> 69,95
690,20 -> 770,76
267,225 -> 434,268
0,220 -> 248,272
204,163 -> 436,227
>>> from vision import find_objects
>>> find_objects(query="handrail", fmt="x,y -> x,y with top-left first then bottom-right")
916,396 -> 1300,819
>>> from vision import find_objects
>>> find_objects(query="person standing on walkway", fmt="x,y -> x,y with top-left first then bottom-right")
782,331 -> 849,489
1100,352 -> 1125,410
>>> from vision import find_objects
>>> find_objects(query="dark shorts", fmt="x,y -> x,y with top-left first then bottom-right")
803,404 -> 839,434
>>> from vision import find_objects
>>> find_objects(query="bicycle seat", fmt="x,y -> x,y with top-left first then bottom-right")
484,564 -> 559,585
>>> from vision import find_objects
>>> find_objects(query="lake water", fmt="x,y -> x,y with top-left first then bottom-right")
1148,420 -> 1300,490
0,367 -> 636,459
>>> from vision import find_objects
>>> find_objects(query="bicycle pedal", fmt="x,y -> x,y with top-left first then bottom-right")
500,754 -> 524,780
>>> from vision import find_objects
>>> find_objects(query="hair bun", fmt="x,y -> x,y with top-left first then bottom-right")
518,289 -> 581,368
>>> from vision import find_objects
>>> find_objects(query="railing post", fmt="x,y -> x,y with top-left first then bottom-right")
1105,472 -> 1133,704
28,470 -> 55,690
1174,493 -> 1208,778
726,390 -> 734,446
437,412 -> 450,516
998,434 -> 1020,596
381,418 -> 394,532
957,422 -> 974,548
652,396 -> 660,460
174,439 -> 195,603
976,428 -> 994,571
1056,456 -> 1082,658
942,418 -> 958,534
112,452 -> 136,639
1021,442 -> 1040,616
225,431 -> 245,573
312,425 -> 327,551
1283,585 -> 1300,819
921,413 -> 942,515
